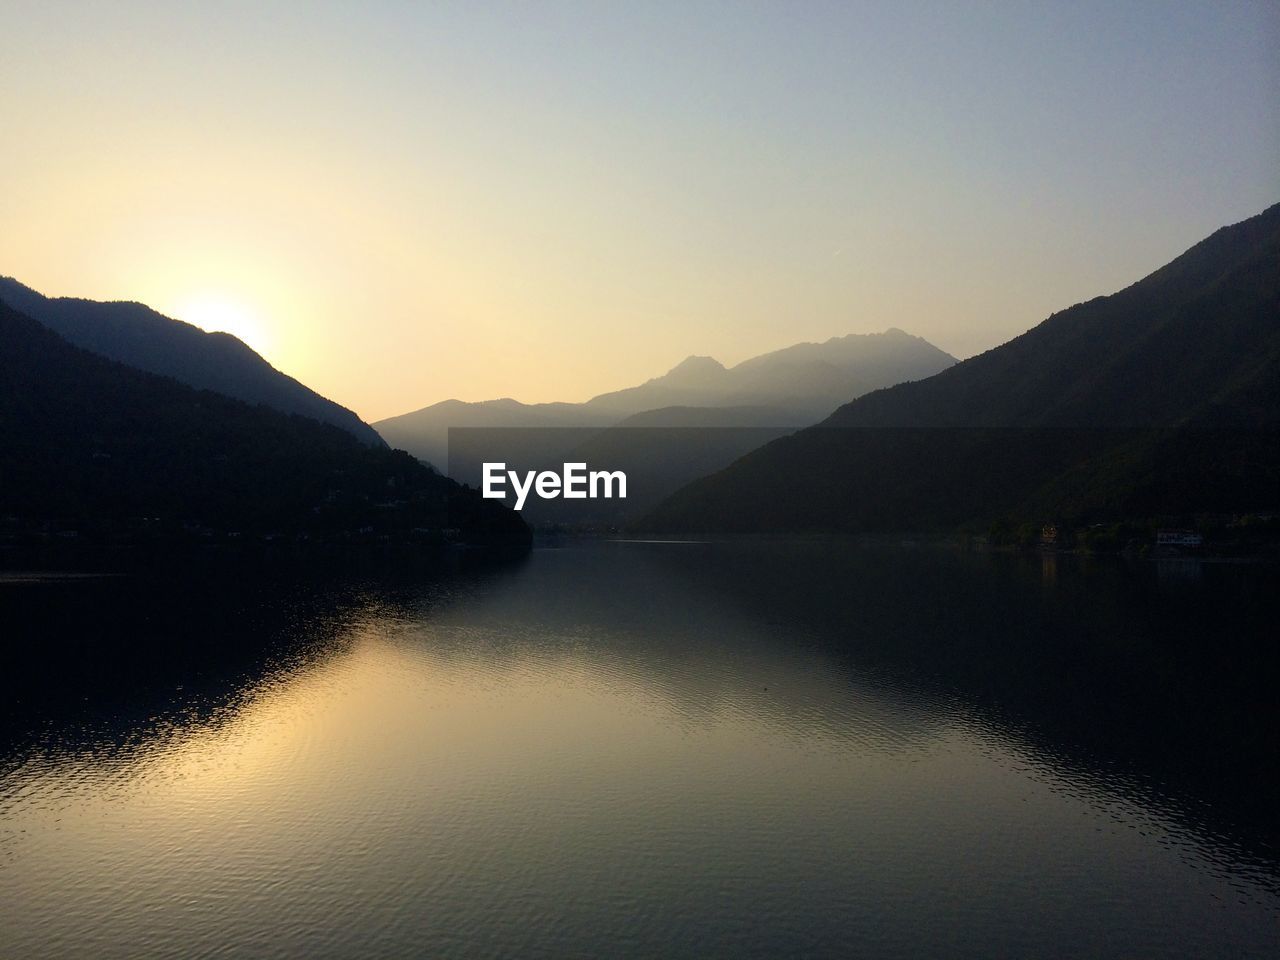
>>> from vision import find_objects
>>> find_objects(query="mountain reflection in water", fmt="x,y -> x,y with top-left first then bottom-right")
1,541 -> 1276,959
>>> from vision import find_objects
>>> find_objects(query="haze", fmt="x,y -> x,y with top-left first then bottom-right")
3,1 -> 1276,421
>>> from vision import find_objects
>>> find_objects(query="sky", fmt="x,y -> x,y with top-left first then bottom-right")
2,1 -> 1277,422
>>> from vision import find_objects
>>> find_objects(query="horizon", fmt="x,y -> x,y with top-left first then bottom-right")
3,2 -> 1277,421
6,201 -> 1271,423
3,266 -> 966,416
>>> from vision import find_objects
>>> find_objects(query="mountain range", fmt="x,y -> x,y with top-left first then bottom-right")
0,299 -> 528,546
0,277 -> 385,447
375,329 -> 956,471
0,272 -> 954,534
585,329 -> 955,416
641,202 -> 1280,534
6,201 -> 1273,542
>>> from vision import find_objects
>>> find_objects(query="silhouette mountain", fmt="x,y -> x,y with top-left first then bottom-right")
0,300 -> 528,546
641,203 -> 1280,534
0,277 -> 385,447
585,329 -> 955,417
375,398 -> 620,473
374,330 -> 955,470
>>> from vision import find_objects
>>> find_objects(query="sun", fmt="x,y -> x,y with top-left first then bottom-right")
173,295 -> 270,356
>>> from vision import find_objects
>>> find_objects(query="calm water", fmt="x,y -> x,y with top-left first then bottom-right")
1,541 -> 1277,958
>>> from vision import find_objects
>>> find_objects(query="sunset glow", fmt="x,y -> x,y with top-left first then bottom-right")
171,295 -> 270,356
2,2 -> 1276,423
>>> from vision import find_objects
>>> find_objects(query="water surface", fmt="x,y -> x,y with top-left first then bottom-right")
1,542 -> 1276,958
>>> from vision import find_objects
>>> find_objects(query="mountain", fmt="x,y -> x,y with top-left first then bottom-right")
641,203 -> 1280,534
584,329 -> 956,418
611,405 -> 804,428
375,398 -> 619,472
374,330 -> 956,470
0,277 -> 385,447
0,299 -> 529,547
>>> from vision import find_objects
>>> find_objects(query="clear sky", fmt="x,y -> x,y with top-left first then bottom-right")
3,1 -> 1277,421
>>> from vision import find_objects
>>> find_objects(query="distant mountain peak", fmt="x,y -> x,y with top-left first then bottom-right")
672,353 -> 723,368
664,354 -> 727,381
373,322 -> 956,469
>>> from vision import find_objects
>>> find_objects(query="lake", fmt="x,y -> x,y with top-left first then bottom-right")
1,541 -> 1277,958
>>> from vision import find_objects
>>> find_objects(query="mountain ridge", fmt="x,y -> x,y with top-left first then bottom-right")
0,277 -> 385,447
583,328 -> 955,415
375,328 -> 957,469
0,298 -> 528,545
640,203 -> 1280,534
820,205 -> 1280,431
